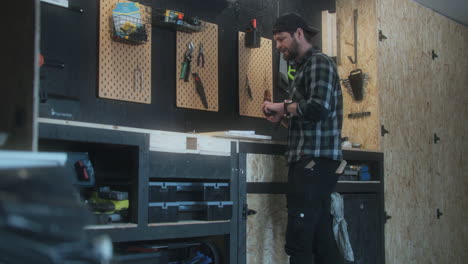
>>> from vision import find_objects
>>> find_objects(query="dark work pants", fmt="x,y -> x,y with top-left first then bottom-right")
285,157 -> 342,264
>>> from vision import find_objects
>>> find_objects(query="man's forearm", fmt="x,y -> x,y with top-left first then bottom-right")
296,99 -> 328,122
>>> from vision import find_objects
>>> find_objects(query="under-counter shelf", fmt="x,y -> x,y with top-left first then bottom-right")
247,181 -> 382,194
39,123 -> 150,228
148,220 -> 230,227
87,221 -> 232,243
85,223 -> 138,230
335,181 -> 382,193
338,180 -> 381,183
37,122 -> 239,262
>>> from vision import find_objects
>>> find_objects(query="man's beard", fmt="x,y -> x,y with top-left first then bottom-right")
282,38 -> 300,61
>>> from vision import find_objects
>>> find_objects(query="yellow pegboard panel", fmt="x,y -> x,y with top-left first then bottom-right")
176,22 -> 218,111
238,32 -> 273,118
98,0 -> 151,104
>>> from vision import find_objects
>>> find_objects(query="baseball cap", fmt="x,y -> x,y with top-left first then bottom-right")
272,12 -> 320,36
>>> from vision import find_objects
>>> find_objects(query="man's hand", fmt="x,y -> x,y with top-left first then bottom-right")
262,101 -> 284,123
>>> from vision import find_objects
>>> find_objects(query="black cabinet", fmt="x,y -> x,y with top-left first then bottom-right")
38,122 -> 239,263
343,194 -> 380,264
240,141 -> 385,264
37,124 -> 385,263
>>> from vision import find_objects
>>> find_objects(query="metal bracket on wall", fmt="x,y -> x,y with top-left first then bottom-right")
434,133 -> 440,144
378,30 -> 387,41
384,211 -> 392,223
242,204 -> 257,220
436,208 -> 443,219
381,125 -> 390,137
432,50 -> 438,60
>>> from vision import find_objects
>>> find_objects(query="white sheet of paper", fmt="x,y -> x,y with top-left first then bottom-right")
41,0 -> 69,8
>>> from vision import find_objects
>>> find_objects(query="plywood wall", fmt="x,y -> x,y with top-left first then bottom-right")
376,0 -> 468,263
336,0 -> 381,151
246,154 -> 288,182
246,154 -> 288,263
247,194 -> 288,264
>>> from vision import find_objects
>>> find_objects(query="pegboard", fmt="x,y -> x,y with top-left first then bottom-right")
238,32 -> 273,118
98,0 -> 152,104
176,22 -> 218,111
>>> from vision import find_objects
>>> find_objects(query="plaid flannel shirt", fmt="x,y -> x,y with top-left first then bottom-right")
286,49 -> 343,163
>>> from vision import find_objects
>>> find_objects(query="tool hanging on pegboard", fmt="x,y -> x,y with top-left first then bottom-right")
134,63 -> 143,92
180,41 -> 195,82
192,73 -> 209,109
261,70 -> 271,101
347,10 -> 359,65
347,111 -> 371,119
245,19 -> 261,48
342,69 -> 369,101
245,76 -> 253,100
341,9 -> 369,102
197,43 -> 205,67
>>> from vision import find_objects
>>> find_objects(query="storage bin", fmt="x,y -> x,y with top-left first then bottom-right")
149,182 -> 229,202
148,202 -> 179,223
148,201 -> 233,223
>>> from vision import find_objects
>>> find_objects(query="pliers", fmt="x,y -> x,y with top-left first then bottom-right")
197,43 -> 205,67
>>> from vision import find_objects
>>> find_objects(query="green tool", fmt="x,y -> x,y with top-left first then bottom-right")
180,41 -> 195,82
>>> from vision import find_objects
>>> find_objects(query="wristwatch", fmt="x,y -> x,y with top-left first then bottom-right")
283,99 -> 293,117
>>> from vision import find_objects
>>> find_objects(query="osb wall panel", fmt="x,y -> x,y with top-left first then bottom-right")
336,0 -> 380,151
246,154 -> 289,263
247,194 -> 288,264
246,154 -> 288,182
377,0 -> 468,263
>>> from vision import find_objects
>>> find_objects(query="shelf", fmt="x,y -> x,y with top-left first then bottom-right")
335,181 -> 382,193
144,221 -> 231,239
153,17 -> 203,33
343,149 -> 384,161
86,221 -> 231,242
85,223 -> 138,230
338,180 -> 381,184
148,220 -> 230,227
247,181 -> 382,194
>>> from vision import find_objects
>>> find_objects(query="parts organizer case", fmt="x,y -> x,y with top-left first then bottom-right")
149,182 -> 229,202
148,201 -> 233,223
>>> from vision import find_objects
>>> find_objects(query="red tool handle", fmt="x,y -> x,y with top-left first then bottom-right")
251,19 -> 257,29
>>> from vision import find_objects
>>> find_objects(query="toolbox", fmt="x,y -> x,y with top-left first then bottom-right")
149,182 -> 229,202
148,201 -> 233,223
